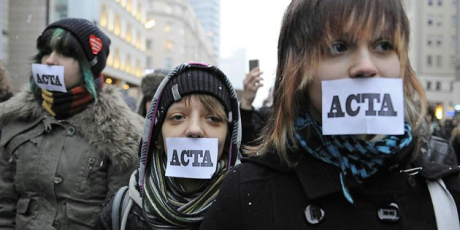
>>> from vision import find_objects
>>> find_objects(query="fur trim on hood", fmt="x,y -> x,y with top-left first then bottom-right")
0,85 -> 144,173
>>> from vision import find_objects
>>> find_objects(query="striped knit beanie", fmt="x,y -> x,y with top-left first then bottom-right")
43,18 -> 111,78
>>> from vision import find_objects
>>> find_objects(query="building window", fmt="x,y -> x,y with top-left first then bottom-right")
428,35 -> 434,46
437,35 -> 443,46
165,58 -> 173,70
437,15 -> 443,26
135,59 -> 142,77
114,49 -> 120,69
438,0 -> 443,5
126,24 -> 132,43
125,54 -> 132,74
179,27 -> 185,37
453,15 -> 458,27
55,0 -> 68,19
164,24 -> 172,33
137,3 -> 142,21
427,81 -> 432,90
437,55 -> 443,67
436,81 -> 441,91
108,8 -> 114,32
100,4 -> 107,28
427,55 -> 433,67
428,0 -> 433,5
175,5 -> 183,15
454,0 -> 458,6
107,50 -> 114,67
164,4 -> 173,14
165,41 -> 173,51
136,31 -> 142,49
146,39 -> 152,50
452,55 -> 457,66
146,57 -> 152,69
127,0 -> 132,13
114,14 -> 120,36
428,15 -> 434,26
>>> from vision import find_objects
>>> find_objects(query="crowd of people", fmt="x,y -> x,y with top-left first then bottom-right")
1,0 -> 460,229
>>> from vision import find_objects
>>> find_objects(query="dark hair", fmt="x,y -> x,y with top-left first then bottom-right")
138,71 -> 168,117
30,28 -> 97,99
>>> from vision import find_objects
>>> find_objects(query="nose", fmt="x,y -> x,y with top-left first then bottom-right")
44,51 -> 59,65
349,48 -> 377,78
185,117 -> 204,138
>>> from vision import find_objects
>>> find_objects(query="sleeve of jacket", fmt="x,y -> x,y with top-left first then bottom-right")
427,136 -> 458,166
93,193 -> 151,230
200,165 -> 244,230
0,145 -> 18,229
240,107 -> 258,148
240,106 -> 270,150
93,194 -> 114,230
107,160 -> 137,196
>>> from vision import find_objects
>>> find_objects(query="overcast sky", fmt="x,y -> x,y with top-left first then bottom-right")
220,0 -> 291,108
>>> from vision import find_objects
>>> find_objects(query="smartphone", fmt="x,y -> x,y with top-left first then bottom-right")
249,59 -> 259,72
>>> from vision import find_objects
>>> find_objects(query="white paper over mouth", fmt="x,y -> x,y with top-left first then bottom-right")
165,138 -> 218,179
32,64 -> 67,92
321,78 -> 404,135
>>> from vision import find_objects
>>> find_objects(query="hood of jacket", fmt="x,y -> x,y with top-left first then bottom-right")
0,85 -> 144,173
136,63 -> 242,188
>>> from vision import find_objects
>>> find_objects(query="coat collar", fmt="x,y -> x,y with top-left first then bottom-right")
0,85 -> 144,172
244,143 -> 418,201
244,149 -> 359,200
293,154 -> 353,200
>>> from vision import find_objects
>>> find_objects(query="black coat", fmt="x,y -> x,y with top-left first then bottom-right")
200,146 -> 460,230
93,195 -> 151,230
240,106 -> 270,148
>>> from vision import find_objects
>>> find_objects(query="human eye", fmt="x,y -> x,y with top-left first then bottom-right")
169,114 -> 185,121
374,40 -> 394,52
60,51 -> 74,57
206,115 -> 224,123
53,49 -> 74,58
41,48 -> 52,56
329,41 -> 348,55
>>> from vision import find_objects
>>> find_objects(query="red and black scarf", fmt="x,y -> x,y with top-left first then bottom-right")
41,86 -> 94,120
40,76 -> 104,120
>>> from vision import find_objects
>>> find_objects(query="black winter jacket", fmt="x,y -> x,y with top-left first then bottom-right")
240,106 -> 270,148
200,142 -> 460,230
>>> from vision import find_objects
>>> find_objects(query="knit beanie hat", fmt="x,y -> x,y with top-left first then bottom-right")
137,62 -> 242,187
43,18 -> 111,78
154,64 -> 234,142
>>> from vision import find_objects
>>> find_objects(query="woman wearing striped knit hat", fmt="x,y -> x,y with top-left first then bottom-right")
95,62 -> 242,230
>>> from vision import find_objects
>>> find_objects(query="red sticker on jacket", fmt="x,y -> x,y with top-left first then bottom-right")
89,35 -> 103,55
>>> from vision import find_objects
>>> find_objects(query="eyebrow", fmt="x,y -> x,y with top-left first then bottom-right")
330,30 -> 389,44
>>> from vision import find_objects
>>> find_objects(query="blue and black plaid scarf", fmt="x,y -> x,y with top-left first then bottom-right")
294,112 -> 413,203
